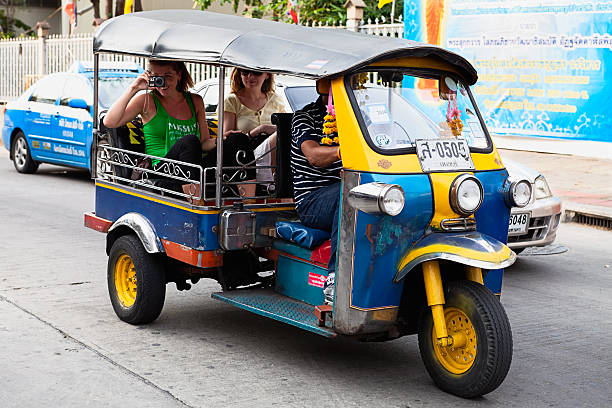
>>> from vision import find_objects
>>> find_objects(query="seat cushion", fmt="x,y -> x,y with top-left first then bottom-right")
275,221 -> 330,249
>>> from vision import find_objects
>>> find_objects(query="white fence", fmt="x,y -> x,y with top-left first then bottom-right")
0,18 -> 403,103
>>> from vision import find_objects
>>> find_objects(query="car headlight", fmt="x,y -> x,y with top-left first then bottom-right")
348,182 -> 405,216
534,175 -> 552,199
507,178 -> 532,207
450,174 -> 484,216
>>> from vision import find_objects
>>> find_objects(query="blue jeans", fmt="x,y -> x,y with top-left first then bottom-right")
297,183 -> 341,280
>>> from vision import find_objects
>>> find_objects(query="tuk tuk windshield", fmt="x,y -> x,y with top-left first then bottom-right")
349,71 -> 490,153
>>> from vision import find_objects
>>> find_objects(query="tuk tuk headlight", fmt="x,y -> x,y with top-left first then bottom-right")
507,178 -> 532,207
348,182 -> 405,216
450,174 -> 483,216
534,175 -> 552,199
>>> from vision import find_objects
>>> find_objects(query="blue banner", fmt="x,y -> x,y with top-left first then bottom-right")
404,0 -> 612,142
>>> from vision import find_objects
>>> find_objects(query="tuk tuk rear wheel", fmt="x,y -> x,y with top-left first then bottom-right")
418,280 -> 512,398
107,235 -> 166,325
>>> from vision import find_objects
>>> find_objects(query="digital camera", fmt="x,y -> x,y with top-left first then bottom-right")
148,76 -> 165,88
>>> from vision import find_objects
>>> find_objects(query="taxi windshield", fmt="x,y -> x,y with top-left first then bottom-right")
348,71 -> 490,153
92,76 -> 138,109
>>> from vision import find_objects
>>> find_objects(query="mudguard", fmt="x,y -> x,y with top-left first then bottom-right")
106,212 -> 164,255
394,231 -> 516,283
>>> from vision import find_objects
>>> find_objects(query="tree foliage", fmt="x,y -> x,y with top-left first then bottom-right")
193,0 -> 402,25
0,9 -> 30,38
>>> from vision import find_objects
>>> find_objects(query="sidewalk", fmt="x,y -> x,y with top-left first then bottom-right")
494,135 -> 612,223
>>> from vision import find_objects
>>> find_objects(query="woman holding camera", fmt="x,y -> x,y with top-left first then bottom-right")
104,60 -> 215,168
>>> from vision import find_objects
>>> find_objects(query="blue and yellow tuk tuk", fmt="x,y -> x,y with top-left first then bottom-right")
85,10 -> 532,398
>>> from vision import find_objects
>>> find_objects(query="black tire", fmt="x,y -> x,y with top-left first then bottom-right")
107,235 -> 166,324
11,132 -> 39,173
418,280 -> 513,398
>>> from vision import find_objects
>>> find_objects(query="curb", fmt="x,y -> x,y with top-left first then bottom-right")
563,201 -> 612,229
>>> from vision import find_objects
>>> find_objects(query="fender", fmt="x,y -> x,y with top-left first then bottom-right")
394,231 -> 516,283
106,212 -> 164,255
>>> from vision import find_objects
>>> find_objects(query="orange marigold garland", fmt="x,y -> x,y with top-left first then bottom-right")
321,84 -> 339,146
446,92 -> 463,136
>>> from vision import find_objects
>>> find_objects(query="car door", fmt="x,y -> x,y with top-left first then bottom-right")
25,75 -> 67,162
54,74 -> 93,169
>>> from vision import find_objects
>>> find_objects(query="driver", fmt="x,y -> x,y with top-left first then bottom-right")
290,79 -> 342,305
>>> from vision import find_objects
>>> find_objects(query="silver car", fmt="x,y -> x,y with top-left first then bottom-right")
504,159 -> 562,253
195,78 -> 562,252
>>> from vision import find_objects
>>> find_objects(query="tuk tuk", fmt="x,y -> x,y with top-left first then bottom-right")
84,10 -> 532,398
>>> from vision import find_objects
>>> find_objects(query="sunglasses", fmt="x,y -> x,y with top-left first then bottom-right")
240,69 -> 263,77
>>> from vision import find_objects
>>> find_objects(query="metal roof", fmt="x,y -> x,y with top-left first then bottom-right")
93,10 -> 478,84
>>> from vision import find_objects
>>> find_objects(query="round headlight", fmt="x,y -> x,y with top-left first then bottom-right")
379,185 -> 405,216
450,174 -> 484,216
509,179 -> 532,207
534,175 -> 552,199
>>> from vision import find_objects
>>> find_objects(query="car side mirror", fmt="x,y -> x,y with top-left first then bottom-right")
68,98 -> 88,109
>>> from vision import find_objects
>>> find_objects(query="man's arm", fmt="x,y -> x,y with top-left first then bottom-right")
292,109 -> 340,168
301,140 -> 340,168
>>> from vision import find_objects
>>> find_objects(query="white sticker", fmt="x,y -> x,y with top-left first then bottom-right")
467,120 -> 485,140
375,133 -> 391,147
366,103 -> 391,124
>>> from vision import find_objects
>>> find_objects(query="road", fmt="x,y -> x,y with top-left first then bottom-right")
0,151 -> 611,407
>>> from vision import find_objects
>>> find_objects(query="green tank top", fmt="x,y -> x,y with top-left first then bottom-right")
143,92 -> 198,158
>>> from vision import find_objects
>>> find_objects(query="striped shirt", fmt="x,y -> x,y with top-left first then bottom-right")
290,96 -> 342,208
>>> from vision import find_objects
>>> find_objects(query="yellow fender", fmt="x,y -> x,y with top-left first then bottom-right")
394,232 -> 516,283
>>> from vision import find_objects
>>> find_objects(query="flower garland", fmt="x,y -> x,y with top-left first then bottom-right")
321,84 -> 339,145
446,92 -> 463,136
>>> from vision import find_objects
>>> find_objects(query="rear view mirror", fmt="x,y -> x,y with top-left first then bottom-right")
68,98 -> 88,109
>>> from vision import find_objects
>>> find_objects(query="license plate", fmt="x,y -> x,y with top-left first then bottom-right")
508,212 -> 530,235
416,139 -> 475,172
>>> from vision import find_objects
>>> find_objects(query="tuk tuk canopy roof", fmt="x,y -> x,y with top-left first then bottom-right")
93,10 -> 478,84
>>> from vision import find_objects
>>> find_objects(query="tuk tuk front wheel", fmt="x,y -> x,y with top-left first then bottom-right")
107,235 -> 166,324
418,280 -> 512,398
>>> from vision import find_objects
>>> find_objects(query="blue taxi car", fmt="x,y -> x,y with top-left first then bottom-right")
1,61 -> 142,173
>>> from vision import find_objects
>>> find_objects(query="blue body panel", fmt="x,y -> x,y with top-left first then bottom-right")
95,183 -> 220,250
349,173 -> 433,310
275,254 -> 328,306
474,169 -> 511,294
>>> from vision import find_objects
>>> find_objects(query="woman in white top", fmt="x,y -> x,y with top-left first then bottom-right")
223,68 -> 286,186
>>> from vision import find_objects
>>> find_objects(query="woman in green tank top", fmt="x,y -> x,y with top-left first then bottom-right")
103,59 -> 216,170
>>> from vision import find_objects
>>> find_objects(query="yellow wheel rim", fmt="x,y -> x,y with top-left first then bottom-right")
432,307 -> 477,374
114,254 -> 137,308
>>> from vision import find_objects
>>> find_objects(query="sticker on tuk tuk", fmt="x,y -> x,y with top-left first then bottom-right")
366,103 -> 391,124
375,133 -> 391,147
308,272 -> 326,288
306,60 -> 328,69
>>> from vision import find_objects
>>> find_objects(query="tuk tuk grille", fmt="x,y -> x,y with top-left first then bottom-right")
440,218 -> 477,231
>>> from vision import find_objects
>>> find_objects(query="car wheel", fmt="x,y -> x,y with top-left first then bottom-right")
108,235 -> 166,324
11,132 -> 39,174
418,280 -> 513,398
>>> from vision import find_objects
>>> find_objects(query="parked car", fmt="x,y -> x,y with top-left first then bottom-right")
504,159 -> 562,253
1,61 -> 142,173
192,75 -> 317,116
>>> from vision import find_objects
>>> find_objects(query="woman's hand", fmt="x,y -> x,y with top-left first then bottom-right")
130,71 -> 151,92
248,124 -> 276,137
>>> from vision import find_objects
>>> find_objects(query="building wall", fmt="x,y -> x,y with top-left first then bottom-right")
12,6 -> 62,35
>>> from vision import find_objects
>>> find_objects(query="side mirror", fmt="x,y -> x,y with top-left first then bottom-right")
68,98 -> 88,109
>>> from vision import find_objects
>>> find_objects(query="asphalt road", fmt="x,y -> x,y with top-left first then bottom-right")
0,151 -> 611,407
